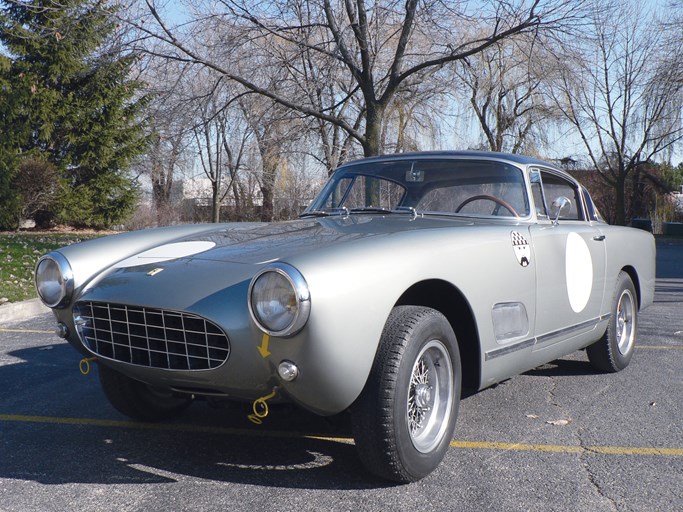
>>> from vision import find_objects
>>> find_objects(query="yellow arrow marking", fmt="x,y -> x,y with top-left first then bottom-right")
257,333 -> 271,358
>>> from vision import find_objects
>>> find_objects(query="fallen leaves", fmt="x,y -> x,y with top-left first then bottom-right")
546,419 -> 571,426
525,414 -> 571,426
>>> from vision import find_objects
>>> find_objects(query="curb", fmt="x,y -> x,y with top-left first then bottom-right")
0,298 -> 50,325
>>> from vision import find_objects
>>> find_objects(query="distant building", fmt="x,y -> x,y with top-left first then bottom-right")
172,178 -> 264,208
171,178 -> 317,222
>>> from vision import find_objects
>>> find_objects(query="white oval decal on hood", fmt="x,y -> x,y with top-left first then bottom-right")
565,232 -> 593,313
115,241 -> 216,268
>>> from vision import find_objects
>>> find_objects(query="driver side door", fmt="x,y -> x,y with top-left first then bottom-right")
528,169 -> 607,352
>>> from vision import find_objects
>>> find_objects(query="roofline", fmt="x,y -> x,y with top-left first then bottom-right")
339,150 -> 561,171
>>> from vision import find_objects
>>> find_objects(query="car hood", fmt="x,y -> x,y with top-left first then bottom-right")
74,215 -> 480,311
163,214 -> 479,265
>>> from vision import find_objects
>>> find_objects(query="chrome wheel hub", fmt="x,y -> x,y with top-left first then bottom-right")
407,340 -> 454,453
414,383 -> 433,409
616,288 -> 635,355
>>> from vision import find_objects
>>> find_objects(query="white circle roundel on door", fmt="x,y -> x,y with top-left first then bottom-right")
565,232 -> 593,313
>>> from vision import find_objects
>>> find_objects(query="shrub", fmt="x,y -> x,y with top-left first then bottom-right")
14,157 -> 61,228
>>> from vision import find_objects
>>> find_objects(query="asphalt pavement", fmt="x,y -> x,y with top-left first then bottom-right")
0,239 -> 681,512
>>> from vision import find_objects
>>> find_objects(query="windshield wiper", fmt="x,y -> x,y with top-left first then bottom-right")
348,207 -> 393,214
394,206 -> 420,218
299,207 -> 350,218
303,206 -> 422,218
299,209 -> 331,218
350,206 -> 422,218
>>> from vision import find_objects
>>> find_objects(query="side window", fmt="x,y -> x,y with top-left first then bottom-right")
416,163 -> 530,217
529,169 -> 548,219
540,171 -> 584,221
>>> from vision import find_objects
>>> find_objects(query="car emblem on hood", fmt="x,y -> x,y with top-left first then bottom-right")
147,268 -> 164,276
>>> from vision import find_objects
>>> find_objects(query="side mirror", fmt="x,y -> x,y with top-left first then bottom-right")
551,196 -> 571,225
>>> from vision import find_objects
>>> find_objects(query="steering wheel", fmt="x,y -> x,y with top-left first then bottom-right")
455,194 -> 520,217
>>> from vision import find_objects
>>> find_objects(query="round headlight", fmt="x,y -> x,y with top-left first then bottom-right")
248,263 -> 310,337
35,253 -> 73,308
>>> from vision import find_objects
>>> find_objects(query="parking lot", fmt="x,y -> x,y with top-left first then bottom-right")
1,240 -> 681,512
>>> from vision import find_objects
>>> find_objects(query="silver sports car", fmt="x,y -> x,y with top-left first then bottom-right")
35,151 -> 655,482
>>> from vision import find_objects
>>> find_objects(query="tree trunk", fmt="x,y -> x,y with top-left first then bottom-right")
362,104 -> 384,157
150,137 -> 169,224
615,173 -> 627,226
212,180 -> 220,223
231,178 -> 242,220
260,183 -> 274,222
260,152 -> 277,222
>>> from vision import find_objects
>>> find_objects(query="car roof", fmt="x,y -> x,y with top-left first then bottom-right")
340,150 -> 561,171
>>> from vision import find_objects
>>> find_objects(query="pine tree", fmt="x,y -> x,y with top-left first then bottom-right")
0,54 -> 21,229
0,0 -> 149,228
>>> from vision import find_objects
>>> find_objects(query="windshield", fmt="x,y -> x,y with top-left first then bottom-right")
304,158 -> 530,218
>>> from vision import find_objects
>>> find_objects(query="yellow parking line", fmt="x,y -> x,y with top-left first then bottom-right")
0,413 -> 353,444
1,413 -> 681,456
449,440 -> 683,456
0,328 -> 53,334
450,440 -> 583,454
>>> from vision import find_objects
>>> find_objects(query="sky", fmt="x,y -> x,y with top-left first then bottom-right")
2,0 -> 681,168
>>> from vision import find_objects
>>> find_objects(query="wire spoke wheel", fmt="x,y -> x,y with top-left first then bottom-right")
407,340 -> 454,453
351,306 -> 461,482
587,271 -> 638,373
616,288 -> 636,355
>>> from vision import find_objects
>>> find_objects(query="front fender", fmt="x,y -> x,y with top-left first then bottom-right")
55,225 -> 236,295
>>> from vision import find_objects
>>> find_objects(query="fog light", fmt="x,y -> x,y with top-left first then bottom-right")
278,361 -> 299,382
55,323 -> 69,338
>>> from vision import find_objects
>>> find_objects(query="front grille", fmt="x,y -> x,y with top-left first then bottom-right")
74,302 -> 230,370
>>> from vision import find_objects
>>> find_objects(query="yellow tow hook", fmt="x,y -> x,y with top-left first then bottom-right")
248,387 -> 279,425
79,357 -> 97,375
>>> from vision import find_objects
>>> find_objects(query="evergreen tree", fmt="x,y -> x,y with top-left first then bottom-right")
0,0 -> 149,228
0,54 -> 21,229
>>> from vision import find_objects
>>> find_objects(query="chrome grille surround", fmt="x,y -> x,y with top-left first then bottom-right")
73,302 -> 230,370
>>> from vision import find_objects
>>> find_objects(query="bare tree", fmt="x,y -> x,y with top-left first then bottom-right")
248,114 -> 296,222
146,98 -> 193,224
132,41 -> 200,224
13,157 -> 60,227
274,152 -> 325,218
549,0 -> 683,225
123,0 -> 586,157
454,35 -> 557,154
190,82 -> 253,223
236,51 -> 305,221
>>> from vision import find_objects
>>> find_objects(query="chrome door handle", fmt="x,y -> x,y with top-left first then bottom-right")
593,235 -> 606,241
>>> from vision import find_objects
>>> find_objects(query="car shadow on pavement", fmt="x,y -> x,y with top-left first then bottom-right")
0,343 -> 398,490
522,357 -> 598,378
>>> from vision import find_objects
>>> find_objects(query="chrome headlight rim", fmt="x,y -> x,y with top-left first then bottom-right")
248,262 -> 310,338
35,252 -> 74,308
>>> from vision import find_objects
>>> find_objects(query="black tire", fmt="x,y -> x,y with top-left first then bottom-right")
587,271 -> 638,373
98,364 -> 192,421
351,306 -> 461,483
